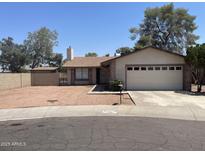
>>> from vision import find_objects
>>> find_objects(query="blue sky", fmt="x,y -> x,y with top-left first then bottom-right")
0,2 -> 204,58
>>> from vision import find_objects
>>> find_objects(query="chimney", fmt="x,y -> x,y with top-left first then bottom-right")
67,46 -> 74,61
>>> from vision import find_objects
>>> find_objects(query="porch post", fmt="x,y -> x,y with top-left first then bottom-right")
88,68 -> 93,84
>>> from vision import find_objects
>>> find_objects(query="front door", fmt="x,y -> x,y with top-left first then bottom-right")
96,68 -> 100,84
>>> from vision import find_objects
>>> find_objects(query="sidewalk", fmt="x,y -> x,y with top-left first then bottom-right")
1,105 -> 205,122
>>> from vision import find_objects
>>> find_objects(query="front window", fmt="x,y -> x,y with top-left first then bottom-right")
75,68 -> 88,80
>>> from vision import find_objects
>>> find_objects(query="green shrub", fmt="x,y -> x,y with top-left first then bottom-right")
109,80 -> 123,91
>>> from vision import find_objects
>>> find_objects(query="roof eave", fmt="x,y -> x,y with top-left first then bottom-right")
101,46 -> 185,64
62,66 -> 101,68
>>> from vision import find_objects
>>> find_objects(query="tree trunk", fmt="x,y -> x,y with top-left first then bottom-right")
197,84 -> 202,92
192,71 -> 197,84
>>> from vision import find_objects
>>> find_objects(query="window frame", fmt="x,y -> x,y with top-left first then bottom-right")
141,67 -> 147,71
134,67 -> 139,71
155,66 -> 161,71
75,68 -> 89,80
148,67 -> 154,71
169,66 -> 175,70
162,66 -> 168,70
127,67 -> 133,71
176,66 -> 182,70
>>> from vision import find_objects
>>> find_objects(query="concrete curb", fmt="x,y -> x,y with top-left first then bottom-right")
0,105 -> 205,122
87,86 -> 136,105
87,85 -> 128,95
127,91 -> 136,105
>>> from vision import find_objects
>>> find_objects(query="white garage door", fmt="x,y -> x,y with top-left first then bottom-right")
126,65 -> 183,90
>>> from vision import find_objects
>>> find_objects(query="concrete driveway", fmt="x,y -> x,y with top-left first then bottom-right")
128,91 -> 205,109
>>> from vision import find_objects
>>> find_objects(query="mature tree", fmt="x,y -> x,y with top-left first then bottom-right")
130,3 -> 199,53
85,52 -> 98,57
24,27 -> 58,68
116,47 -> 133,56
105,53 -> 110,57
186,44 -> 205,92
0,37 -> 29,72
47,53 -> 63,67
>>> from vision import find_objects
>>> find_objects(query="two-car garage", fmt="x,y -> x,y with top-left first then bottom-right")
126,65 -> 183,90
107,47 -> 191,91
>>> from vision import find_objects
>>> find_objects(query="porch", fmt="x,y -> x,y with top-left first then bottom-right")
65,67 -> 110,85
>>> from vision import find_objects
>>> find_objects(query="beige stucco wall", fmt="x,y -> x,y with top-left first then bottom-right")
67,68 -> 71,85
109,61 -> 116,81
31,72 -> 59,86
92,68 -> 96,84
21,73 -> 32,87
0,73 -> 31,90
100,67 -> 110,84
114,48 -> 185,86
0,72 -> 64,89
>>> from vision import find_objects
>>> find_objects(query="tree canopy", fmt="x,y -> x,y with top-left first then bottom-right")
0,27 -> 62,72
116,47 -> 133,56
186,44 -> 205,92
85,52 -> 98,57
47,53 -> 63,67
130,3 -> 199,53
0,37 -> 29,72
24,27 -> 58,68
105,53 -> 110,57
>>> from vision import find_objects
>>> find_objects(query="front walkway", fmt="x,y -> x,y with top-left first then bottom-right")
1,104 -> 205,122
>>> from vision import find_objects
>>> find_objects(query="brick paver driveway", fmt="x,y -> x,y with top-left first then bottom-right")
0,86 -> 133,109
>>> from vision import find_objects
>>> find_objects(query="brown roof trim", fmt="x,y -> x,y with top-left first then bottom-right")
101,46 -> 185,64
31,67 -> 58,71
63,66 -> 101,68
62,56 -> 115,68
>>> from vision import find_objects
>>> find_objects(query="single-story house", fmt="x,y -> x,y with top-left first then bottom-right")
63,46 -> 191,91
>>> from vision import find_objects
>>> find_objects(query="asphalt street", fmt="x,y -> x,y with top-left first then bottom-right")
0,116 -> 205,151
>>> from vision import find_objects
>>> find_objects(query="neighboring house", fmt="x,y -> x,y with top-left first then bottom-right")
63,46 -> 191,91
30,67 -> 59,86
30,67 -> 58,73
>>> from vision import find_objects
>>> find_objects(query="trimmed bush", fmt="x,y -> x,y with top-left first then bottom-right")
109,80 -> 123,91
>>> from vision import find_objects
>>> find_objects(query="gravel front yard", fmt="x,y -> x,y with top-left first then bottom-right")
0,86 -> 133,109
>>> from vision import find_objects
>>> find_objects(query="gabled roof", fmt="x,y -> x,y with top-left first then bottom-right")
102,46 -> 185,64
63,57 -> 114,68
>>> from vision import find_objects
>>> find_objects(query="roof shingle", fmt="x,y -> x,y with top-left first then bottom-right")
63,57 -> 114,68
